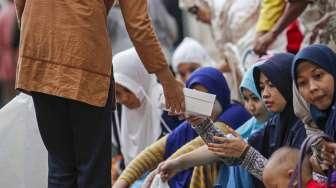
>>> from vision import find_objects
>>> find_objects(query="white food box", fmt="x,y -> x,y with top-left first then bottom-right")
160,88 -> 216,117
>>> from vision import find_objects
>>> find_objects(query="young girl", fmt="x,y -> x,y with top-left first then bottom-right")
113,48 -> 168,166
112,67 -> 250,188
171,37 -> 215,82
158,53 -> 307,187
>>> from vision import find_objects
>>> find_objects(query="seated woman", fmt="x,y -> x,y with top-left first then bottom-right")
112,67 -> 251,188
158,53 -> 307,187
292,44 -> 336,182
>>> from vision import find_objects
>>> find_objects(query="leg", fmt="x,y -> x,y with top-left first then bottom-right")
69,97 -> 112,188
32,92 -> 77,188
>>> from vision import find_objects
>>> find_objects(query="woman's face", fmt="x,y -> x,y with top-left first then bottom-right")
296,61 -> 334,110
115,83 -> 141,109
241,88 -> 269,122
259,72 -> 287,113
178,63 -> 201,82
188,2 -> 212,24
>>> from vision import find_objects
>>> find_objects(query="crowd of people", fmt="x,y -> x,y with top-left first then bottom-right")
0,0 -> 336,187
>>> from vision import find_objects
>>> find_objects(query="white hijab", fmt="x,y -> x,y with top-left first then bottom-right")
171,37 -> 215,72
113,48 -> 163,166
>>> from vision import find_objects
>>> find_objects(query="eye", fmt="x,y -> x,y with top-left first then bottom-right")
312,72 -> 322,80
297,79 -> 307,88
259,84 -> 265,92
252,96 -> 259,102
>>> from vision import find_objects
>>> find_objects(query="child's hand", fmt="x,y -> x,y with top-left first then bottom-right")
158,159 -> 182,182
207,130 -> 248,158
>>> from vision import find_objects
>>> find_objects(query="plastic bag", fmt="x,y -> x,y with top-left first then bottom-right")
0,93 -> 47,188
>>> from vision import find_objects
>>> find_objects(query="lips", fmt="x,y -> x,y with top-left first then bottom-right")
312,95 -> 325,104
264,101 -> 273,108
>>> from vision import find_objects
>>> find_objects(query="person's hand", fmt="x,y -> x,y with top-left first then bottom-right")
253,31 -> 276,56
158,159 -> 183,182
321,142 -> 336,169
156,68 -> 185,114
207,131 -> 248,158
309,12 -> 335,44
112,179 -> 129,188
141,169 -> 159,188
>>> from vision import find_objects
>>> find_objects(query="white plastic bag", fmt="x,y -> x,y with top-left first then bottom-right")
0,93 -> 47,188
150,174 -> 170,188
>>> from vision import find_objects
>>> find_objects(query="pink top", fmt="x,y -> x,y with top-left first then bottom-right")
0,3 -> 17,81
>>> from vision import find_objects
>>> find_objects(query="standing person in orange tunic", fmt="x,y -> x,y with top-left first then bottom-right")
13,0 -> 184,187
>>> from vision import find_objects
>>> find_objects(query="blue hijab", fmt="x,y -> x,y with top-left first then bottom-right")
292,44 -> 336,139
237,62 -> 272,138
253,53 -> 297,149
164,67 -> 250,188
248,53 -> 307,188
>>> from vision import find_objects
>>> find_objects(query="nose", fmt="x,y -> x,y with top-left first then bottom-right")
308,79 -> 319,93
262,87 -> 270,99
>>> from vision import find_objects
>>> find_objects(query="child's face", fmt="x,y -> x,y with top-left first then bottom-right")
259,73 -> 287,113
263,165 -> 294,188
296,61 -> 334,110
188,1 -> 212,24
178,63 -> 201,83
115,83 -> 141,109
241,88 -> 268,121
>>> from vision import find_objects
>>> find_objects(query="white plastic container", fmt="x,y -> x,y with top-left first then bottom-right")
160,88 -> 216,117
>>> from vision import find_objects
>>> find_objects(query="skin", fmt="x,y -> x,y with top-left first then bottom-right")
115,83 -> 141,109
296,61 -> 334,111
259,72 -> 287,113
263,164 -> 295,188
177,63 -> 201,83
241,88 -> 269,122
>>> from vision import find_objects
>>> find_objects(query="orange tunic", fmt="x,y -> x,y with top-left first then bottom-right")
14,0 -> 168,107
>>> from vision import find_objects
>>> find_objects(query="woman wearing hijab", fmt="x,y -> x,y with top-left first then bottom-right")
112,67 -> 250,188
158,53 -> 307,187
171,37 -> 215,82
292,44 -> 336,139
113,48 -> 168,167
291,44 -> 336,187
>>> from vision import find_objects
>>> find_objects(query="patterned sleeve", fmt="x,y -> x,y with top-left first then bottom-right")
241,146 -> 268,180
192,119 -> 242,165
191,118 -> 226,144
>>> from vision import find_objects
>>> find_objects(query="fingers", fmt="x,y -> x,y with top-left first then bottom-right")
212,136 -> 230,143
164,83 -> 185,114
324,142 -> 336,153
